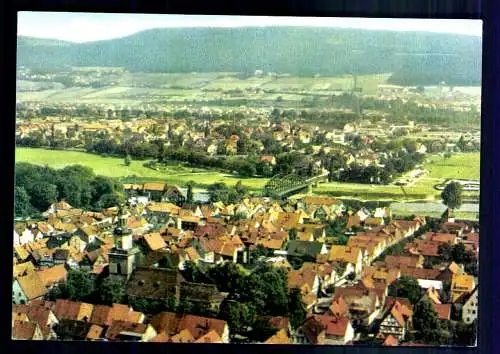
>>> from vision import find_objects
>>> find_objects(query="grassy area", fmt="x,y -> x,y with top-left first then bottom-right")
15,148 -> 479,203
422,153 -> 480,180
15,148 -> 268,191
315,152 -> 480,201
16,72 -> 392,103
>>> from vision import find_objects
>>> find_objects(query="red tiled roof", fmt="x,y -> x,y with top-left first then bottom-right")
434,303 -> 451,320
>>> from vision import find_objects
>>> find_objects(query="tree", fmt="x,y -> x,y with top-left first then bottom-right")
208,262 -> 246,294
124,154 -> 132,166
186,181 -> 194,204
451,243 -> 475,264
288,288 -> 306,330
457,135 -> 467,151
65,269 -> 95,301
288,228 -> 298,241
14,186 -> 31,218
249,317 -> 278,342
438,243 -> 453,262
98,193 -> 122,209
219,300 -> 251,334
99,277 -> 125,305
441,181 -> 463,210
389,276 -> 423,304
412,298 -> 442,344
250,245 -> 272,262
26,181 -> 58,212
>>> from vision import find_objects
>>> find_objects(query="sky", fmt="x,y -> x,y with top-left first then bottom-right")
18,12 -> 482,43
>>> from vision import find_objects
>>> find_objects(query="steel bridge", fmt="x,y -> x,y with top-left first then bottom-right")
264,170 -> 329,198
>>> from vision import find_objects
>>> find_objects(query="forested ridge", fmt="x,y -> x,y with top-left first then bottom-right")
17,27 -> 481,86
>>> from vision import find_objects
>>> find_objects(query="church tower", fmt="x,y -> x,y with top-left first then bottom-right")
108,204 -> 141,282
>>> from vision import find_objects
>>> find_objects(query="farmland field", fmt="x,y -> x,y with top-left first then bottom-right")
15,148 -> 268,191
16,72 -> 392,104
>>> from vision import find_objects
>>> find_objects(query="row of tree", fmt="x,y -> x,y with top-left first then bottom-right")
15,163 -> 123,217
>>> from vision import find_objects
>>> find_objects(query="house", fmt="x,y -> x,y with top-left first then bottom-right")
37,264 -> 68,289
12,271 -> 48,304
179,282 -> 229,314
76,225 -> 99,244
12,321 -> 44,340
54,299 -> 94,322
286,240 -> 327,261
461,287 -> 478,324
125,267 -> 184,304
265,329 -> 291,344
451,274 -> 476,303
143,232 -> 167,251
12,302 -> 59,339
105,321 -> 157,342
86,324 -> 105,341
260,155 -> 277,165
143,183 -> 167,202
378,301 -> 413,340
334,286 -> 382,327
385,255 -> 424,269
328,246 -> 363,276
13,261 -> 35,279
294,314 -> 354,345
89,304 -> 145,327
288,266 -> 320,310
150,312 -> 230,343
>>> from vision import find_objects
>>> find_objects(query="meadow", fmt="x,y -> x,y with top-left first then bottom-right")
16,72 -> 392,104
15,148 -> 268,192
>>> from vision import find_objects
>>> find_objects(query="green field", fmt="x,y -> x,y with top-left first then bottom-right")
15,148 -> 479,202
16,72 -> 391,104
15,148 -> 268,191
422,153 -> 480,180
315,152 -> 480,201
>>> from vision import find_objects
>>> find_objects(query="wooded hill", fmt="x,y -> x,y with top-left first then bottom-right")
17,27 -> 482,86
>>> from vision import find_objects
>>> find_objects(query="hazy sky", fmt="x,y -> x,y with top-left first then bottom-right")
18,12 -> 482,43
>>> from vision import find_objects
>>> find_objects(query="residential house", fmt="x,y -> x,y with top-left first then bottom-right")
12,321 -> 44,340
378,301 -> 413,341
105,321 -> 157,341
461,287 -> 478,324
328,246 -> 363,276
143,183 -> 167,202
334,285 -> 382,327
451,274 -> 476,303
37,264 -> 68,289
12,302 -> 59,339
12,271 -> 48,304
125,267 -> 184,304
287,240 -> 327,261
288,265 -> 320,310
150,312 -> 230,343
294,314 -> 354,345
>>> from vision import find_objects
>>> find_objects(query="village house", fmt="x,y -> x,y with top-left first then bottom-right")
451,273 -> 476,303
12,321 -> 44,340
150,312 -> 230,343
328,246 -> 364,276
461,287 -> 478,324
294,314 -> 354,345
377,301 -> 413,341
12,271 -> 48,304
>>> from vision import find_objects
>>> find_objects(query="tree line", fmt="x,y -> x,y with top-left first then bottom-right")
15,163 -> 123,218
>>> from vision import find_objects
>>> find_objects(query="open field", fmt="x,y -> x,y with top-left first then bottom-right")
16,148 -> 479,203
422,153 -> 480,180
15,148 -> 268,191
16,72 -> 392,104
315,152 -> 480,201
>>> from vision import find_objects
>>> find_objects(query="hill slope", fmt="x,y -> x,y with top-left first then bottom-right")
17,27 -> 482,86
